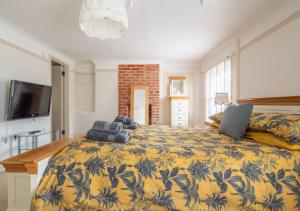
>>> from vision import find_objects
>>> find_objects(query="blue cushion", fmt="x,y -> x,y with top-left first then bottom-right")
219,104 -> 253,140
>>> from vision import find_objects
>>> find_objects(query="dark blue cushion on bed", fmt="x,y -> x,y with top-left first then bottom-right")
219,104 -> 253,140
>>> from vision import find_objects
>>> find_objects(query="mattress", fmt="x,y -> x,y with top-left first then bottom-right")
31,125 -> 300,210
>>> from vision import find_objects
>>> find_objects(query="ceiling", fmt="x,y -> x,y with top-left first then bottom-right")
0,0 -> 287,64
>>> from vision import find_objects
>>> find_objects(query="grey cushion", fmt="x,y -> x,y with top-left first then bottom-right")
219,104 -> 253,140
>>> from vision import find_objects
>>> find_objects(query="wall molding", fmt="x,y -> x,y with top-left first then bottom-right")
240,9 -> 300,52
0,38 -> 48,62
75,72 -> 96,75
201,9 -> 300,72
94,59 -> 163,70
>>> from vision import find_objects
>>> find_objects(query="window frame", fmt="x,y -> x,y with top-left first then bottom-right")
205,57 -> 232,119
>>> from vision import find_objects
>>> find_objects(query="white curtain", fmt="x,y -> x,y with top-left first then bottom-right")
205,58 -> 232,119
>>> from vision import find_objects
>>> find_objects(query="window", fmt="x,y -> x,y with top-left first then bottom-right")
205,58 -> 231,119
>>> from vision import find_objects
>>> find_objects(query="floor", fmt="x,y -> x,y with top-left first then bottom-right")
0,172 -> 7,211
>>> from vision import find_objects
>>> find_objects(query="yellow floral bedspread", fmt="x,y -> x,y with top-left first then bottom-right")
31,125 -> 300,210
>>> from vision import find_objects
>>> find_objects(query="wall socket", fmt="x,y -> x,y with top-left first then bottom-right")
0,136 -> 15,144
0,136 -> 9,143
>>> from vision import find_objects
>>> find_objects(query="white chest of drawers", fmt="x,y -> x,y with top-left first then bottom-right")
170,98 -> 189,127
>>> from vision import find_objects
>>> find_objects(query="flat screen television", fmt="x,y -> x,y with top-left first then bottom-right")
7,80 -> 52,121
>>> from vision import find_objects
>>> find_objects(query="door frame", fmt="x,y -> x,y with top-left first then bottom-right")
49,56 -> 69,138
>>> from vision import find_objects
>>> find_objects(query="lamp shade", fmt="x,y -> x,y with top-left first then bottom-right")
214,92 -> 229,105
79,0 -> 128,40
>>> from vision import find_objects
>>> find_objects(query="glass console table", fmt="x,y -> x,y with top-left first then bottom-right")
15,130 -> 60,154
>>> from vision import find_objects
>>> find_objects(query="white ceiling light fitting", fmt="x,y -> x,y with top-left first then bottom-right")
79,0 -> 131,40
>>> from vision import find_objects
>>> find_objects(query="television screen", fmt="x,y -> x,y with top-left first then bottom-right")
7,80 -> 52,121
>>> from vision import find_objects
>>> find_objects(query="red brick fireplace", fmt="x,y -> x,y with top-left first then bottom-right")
118,64 -> 160,125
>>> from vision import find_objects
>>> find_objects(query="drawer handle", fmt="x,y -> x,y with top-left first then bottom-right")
178,116 -> 181,119
178,109 -> 182,112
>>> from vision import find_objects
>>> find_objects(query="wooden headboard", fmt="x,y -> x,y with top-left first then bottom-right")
238,96 -> 300,106
238,96 -> 300,114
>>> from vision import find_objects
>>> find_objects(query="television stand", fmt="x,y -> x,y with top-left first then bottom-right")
15,130 -> 60,154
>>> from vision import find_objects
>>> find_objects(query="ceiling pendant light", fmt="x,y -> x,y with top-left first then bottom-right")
79,0 -> 129,40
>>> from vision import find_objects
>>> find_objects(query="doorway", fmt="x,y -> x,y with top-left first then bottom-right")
51,59 -> 67,140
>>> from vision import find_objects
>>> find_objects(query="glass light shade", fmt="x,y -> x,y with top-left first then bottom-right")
79,0 -> 128,40
214,92 -> 229,105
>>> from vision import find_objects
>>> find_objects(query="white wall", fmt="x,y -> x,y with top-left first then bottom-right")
160,64 -> 203,125
0,19 -> 76,166
0,18 -> 76,69
72,70 -> 118,134
68,71 -> 77,136
95,70 -> 118,122
200,2 -> 300,104
239,1 -> 300,47
76,73 -> 95,112
240,14 -> 300,98
0,42 -> 51,160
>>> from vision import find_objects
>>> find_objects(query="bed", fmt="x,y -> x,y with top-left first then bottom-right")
31,97 -> 300,211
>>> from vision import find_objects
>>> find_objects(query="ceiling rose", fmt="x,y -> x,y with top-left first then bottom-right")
79,0 -> 129,40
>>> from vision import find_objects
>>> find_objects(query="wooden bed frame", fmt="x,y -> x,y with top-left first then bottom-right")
0,135 -> 83,211
238,96 -> 300,105
1,96 -> 300,211
239,96 -> 300,114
